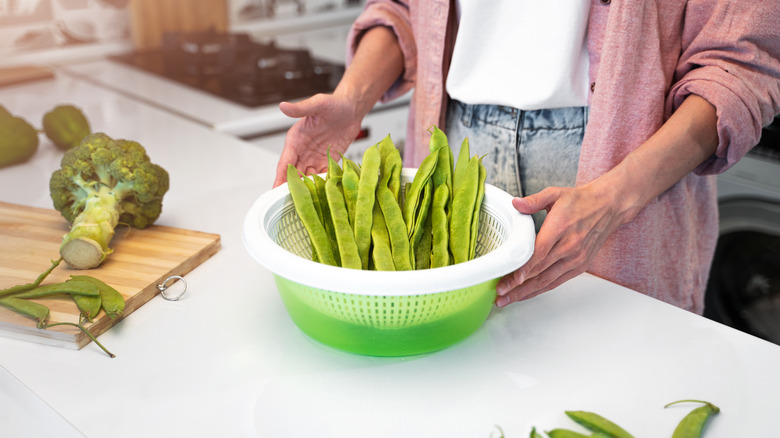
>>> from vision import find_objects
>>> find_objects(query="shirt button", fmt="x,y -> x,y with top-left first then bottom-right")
590,82 -> 596,92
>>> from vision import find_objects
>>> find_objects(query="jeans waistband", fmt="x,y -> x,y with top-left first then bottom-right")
451,99 -> 589,131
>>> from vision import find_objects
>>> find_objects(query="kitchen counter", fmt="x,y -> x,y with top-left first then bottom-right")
2,73 -> 780,438
54,22 -> 410,141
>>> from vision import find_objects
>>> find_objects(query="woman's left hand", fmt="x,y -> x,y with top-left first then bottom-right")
495,95 -> 720,307
494,183 -> 627,307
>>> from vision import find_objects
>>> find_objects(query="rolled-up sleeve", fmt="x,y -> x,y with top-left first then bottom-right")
346,0 -> 417,103
668,0 -> 780,175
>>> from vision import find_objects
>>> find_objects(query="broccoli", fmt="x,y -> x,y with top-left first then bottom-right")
50,132 -> 169,269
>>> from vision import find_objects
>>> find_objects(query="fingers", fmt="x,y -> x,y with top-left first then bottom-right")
496,261 -> 583,307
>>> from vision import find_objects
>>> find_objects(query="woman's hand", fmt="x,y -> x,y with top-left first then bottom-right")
495,182 -> 628,307
272,26 -> 404,187
273,93 -> 363,187
494,94 -> 719,307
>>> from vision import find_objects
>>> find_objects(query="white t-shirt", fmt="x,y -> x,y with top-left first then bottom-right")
446,0 -> 591,110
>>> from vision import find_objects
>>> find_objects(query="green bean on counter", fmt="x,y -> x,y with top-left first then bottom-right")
0,258 -> 125,357
526,400 -> 721,438
285,127 -> 486,271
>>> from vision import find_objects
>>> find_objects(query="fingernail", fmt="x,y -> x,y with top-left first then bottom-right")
496,296 -> 508,307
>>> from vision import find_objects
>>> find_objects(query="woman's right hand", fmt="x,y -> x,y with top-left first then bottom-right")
272,92 -> 363,187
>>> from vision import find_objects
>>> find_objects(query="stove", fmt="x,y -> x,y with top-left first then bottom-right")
110,29 -> 345,108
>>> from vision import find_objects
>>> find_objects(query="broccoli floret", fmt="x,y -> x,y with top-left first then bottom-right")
50,132 -> 169,269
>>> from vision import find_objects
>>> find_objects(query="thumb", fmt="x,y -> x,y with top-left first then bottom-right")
512,188 -> 560,215
279,94 -> 325,118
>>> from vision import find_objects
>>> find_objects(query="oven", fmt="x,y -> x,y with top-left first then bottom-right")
705,116 -> 780,345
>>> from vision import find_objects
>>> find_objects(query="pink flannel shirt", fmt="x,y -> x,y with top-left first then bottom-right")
347,0 -> 780,313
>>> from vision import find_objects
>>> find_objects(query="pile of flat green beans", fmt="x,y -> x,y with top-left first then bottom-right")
0,257 -> 125,357
526,400 -> 720,438
286,126 -> 486,271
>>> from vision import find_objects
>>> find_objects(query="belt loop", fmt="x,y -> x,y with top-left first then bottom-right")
461,101 -> 474,128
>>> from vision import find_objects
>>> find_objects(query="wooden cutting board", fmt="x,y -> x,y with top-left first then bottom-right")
0,201 -> 221,350
0,66 -> 55,88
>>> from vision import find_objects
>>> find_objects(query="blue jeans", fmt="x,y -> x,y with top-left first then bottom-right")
445,100 -> 588,229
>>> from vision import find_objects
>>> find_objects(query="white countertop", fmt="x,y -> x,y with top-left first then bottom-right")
1,72 -> 780,438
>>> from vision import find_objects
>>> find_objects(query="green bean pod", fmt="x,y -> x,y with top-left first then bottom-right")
564,411 -> 634,438
546,429 -> 591,438
377,164 -> 412,271
402,149 -> 439,237
370,202 -> 395,271
430,183 -> 451,268
11,279 -> 101,299
327,147 -> 343,180
0,258 -> 61,298
354,145 -> 381,269
452,137 -> 470,193
70,275 -> 126,319
71,293 -> 102,323
301,175 -> 322,263
468,156 -> 487,260
301,173 -> 323,225
287,164 -> 338,267
529,427 -> 545,438
0,297 -> 49,328
325,175 -> 362,270
415,210 -> 433,270
341,156 -> 360,229
665,400 -> 720,438
450,155 -> 480,265
408,179 -> 433,269
314,173 -> 341,266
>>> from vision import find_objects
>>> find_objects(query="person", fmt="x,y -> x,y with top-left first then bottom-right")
273,0 -> 780,314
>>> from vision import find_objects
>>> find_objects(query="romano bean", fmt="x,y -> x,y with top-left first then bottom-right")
71,275 -> 126,319
354,145 -> 380,269
314,173 -> 341,266
0,257 -> 61,298
370,202 -> 395,271
386,148 -> 403,201
664,400 -> 720,438
0,297 -> 49,328
468,156 -> 487,260
325,175 -> 362,269
450,155 -> 480,264
402,148 -> 439,237
327,147 -> 343,180
72,293 -> 102,323
409,179 -> 433,268
301,173 -> 323,225
287,164 -> 338,267
377,163 -> 412,270
546,429 -> 591,438
452,137 -> 470,193
342,158 -> 360,228
11,279 -> 100,299
415,209 -> 433,270
564,410 -> 634,438
430,183 -> 450,268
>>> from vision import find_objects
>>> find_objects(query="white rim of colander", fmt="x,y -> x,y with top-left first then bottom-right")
242,168 -> 536,296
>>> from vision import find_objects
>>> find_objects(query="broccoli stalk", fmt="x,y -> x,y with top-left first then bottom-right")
50,133 -> 169,269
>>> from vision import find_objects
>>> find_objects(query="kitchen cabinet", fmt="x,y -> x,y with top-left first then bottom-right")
1,70 -> 780,438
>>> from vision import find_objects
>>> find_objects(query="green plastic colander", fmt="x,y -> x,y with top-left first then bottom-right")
243,169 -> 535,356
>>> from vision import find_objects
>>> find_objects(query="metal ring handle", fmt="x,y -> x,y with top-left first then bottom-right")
157,275 -> 187,301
